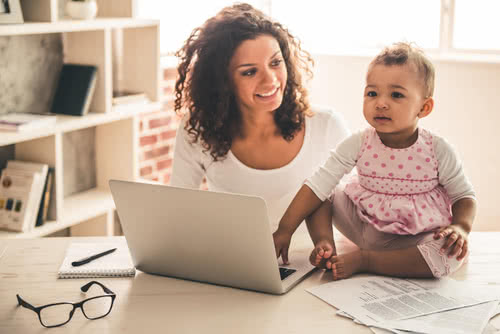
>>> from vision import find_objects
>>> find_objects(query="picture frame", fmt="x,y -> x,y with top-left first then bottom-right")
0,0 -> 24,24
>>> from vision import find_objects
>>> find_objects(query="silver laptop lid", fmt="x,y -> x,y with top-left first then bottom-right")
109,180 -> 284,294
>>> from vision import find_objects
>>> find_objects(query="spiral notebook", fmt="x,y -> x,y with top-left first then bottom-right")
58,242 -> 136,279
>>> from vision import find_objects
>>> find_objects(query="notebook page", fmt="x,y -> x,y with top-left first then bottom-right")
58,242 -> 135,279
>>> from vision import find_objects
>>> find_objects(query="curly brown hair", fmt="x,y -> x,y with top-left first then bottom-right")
174,3 -> 314,161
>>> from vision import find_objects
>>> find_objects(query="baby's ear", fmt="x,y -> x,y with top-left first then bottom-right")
418,97 -> 434,118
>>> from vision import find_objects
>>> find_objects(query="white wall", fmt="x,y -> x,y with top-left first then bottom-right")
309,54 -> 500,231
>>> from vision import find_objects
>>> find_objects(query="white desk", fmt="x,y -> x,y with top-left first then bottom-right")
1,232 -> 499,333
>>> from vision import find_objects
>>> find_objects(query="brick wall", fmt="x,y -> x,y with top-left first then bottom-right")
138,67 -> 181,184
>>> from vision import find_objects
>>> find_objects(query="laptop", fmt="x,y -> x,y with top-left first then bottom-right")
109,180 -> 316,295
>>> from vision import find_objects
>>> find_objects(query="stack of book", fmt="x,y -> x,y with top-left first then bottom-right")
0,112 -> 57,132
0,161 -> 54,232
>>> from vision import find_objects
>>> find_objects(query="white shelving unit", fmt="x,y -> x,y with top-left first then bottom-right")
0,0 -> 160,238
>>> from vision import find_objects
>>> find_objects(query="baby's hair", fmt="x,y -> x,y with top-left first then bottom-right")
369,42 -> 435,98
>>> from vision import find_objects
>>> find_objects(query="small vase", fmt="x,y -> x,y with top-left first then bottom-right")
66,0 -> 98,20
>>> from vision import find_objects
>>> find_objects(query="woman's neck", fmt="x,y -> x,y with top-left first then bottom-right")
238,111 -> 278,140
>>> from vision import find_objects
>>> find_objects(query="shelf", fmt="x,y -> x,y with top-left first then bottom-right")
0,18 -> 159,36
0,187 -> 115,238
0,101 -> 161,146
0,220 -> 58,239
63,188 -> 115,225
0,6 -> 160,239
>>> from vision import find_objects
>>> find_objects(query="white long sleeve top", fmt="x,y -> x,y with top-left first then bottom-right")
305,129 -> 476,204
170,107 -> 351,230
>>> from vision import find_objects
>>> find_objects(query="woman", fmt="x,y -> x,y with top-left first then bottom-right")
170,3 -> 350,234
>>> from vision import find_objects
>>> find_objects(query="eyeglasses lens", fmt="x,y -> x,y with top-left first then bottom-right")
82,296 -> 113,319
39,303 -> 73,327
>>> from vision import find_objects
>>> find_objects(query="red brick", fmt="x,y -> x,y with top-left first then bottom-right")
149,116 -> 171,129
140,135 -> 157,146
161,129 -> 177,140
163,173 -> 170,184
139,120 -> 143,131
163,67 -> 177,80
144,145 -> 170,160
163,83 -> 175,96
157,159 -> 172,170
140,166 -> 153,176
162,98 -> 175,111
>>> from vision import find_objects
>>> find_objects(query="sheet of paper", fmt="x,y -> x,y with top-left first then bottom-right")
378,301 -> 499,334
307,275 -> 499,325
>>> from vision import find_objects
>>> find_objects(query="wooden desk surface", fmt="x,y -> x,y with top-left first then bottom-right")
1,232 -> 499,334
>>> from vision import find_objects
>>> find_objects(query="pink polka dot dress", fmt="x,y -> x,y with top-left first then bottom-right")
344,128 -> 452,235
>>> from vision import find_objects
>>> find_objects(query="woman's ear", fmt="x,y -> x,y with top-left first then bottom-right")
418,97 -> 434,119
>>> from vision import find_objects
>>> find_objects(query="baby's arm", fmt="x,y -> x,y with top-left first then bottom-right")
433,135 -> 477,260
273,185 -> 323,264
306,200 -> 336,268
273,131 -> 362,264
434,198 -> 476,260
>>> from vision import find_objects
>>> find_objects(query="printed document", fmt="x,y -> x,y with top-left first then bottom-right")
307,275 -> 499,326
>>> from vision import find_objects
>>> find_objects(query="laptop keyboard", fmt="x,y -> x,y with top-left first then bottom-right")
279,267 -> 297,280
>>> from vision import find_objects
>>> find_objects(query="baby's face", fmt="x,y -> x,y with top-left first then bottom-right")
363,64 -> 431,140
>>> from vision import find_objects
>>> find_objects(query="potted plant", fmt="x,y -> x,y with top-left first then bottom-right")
66,0 -> 98,20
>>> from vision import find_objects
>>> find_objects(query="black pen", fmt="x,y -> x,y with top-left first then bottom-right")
71,248 -> 117,267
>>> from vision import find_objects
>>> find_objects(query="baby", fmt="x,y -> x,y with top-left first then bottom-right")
273,42 -> 476,279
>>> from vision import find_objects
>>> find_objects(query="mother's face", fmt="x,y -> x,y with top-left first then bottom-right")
228,35 -> 287,117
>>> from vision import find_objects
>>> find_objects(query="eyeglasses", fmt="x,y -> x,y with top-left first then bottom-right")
16,281 -> 116,328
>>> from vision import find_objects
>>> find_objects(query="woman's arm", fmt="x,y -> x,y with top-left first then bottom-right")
169,117 -> 206,189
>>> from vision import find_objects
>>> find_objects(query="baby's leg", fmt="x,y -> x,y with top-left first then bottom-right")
306,200 -> 336,269
327,233 -> 465,280
327,246 -> 433,280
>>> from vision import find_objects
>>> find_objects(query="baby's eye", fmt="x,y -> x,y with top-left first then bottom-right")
392,92 -> 405,98
366,91 -> 377,97
242,68 -> 257,77
271,58 -> 283,67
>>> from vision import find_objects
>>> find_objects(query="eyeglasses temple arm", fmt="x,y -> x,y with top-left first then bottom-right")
80,281 -> 115,295
16,294 -> 37,311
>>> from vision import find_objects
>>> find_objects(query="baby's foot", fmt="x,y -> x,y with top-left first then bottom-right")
327,249 -> 366,280
309,240 -> 336,269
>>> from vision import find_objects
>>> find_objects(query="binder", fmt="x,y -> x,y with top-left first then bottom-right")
51,64 -> 98,116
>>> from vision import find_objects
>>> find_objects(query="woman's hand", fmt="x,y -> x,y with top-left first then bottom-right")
273,228 -> 293,265
433,224 -> 469,260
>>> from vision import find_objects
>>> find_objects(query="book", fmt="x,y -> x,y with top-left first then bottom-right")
58,242 -> 136,279
35,167 -> 54,227
0,112 -> 57,132
112,90 -> 149,105
0,161 -> 49,232
51,64 -> 98,116
0,168 -> 41,232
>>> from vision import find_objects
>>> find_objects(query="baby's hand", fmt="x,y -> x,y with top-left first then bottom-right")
309,240 -> 336,269
434,225 -> 469,260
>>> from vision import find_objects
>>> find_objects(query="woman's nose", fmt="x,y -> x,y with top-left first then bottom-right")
261,68 -> 278,85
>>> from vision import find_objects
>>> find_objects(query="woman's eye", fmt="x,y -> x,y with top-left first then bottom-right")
242,69 -> 257,76
271,59 -> 283,67
392,92 -> 404,98
367,91 -> 377,97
